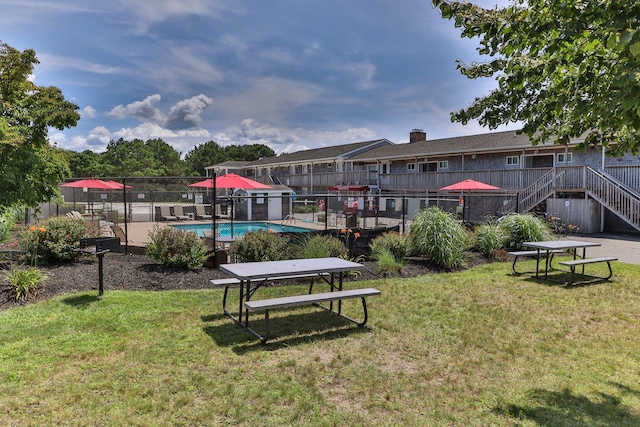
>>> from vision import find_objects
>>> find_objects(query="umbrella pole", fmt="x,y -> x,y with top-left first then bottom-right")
230,196 -> 234,237
212,174 -> 216,261
123,178 -> 128,255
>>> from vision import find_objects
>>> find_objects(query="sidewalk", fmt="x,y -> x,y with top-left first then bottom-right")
572,233 -> 640,265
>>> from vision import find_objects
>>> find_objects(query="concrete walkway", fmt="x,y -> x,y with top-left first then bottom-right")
572,233 -> 640,265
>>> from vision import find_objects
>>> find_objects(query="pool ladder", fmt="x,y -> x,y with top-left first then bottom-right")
281,214 -> 295,225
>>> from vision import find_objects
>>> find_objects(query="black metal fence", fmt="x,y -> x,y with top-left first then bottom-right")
37,177 -> 518,233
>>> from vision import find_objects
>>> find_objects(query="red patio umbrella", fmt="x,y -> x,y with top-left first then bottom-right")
188,173 -> 272,190
60,178 -> 121,190
104,180 -> 132,190
439,179 -> 501,222
439,179 -> 501,191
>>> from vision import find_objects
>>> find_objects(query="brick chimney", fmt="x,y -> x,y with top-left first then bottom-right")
410,129 -> 426,143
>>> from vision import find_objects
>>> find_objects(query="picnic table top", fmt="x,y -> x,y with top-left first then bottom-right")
219,257 -> 363,280
523,240 -> 601,250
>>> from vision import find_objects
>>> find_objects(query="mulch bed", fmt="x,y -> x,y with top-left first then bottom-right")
0,249 -> 493,312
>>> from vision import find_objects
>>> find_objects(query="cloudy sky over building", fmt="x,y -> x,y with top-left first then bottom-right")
2,0 -> 518,156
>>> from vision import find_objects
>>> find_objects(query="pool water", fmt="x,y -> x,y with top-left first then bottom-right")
172,221 -> 315,237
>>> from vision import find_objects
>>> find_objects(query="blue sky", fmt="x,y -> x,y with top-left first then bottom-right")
1,0 -> 518,156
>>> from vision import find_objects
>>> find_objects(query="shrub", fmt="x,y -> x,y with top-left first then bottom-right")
410,206 -> 471,270
146,226 -> 207,270
373,250 -> 404,276
0,207 -> 23,242
296,234 -> 347,259
229,230 -> 291,262
499,213 -> 554,250
474,224 -> 506,257
18,216 -> 92,264
371,232 -> 410,263
2,266 -> 48,301
370,232 -> 410,275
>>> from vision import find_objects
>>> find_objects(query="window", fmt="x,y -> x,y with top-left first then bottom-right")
327,163 -> 333,169
557,153 -> 573,164
407,163 -> 416,171
506,156 -> 520,166
438,160 -> 449,170
419,162 -> 436,172
380,163 -> 389,174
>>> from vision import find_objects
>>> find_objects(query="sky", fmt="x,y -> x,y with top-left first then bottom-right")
1,0 -> 519,156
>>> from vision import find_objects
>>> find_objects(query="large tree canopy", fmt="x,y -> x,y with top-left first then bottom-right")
433,0 -> 640,156
0,42 -> 79,207
184,141 -> 275,175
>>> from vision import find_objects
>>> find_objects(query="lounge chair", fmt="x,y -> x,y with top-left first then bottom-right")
111,225 -> 146,255
172,205 -> 190,221
158,205 -> 177,221
66,210 -> 84,219
194,204 -> 212,220
215,204 -> 231,219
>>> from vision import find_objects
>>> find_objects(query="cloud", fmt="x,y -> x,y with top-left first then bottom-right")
338,60 -> 377,90
107,94 -> 164,124
166,95 -> 214,129
81,106 -> 96,119
86,126 -> 112,147
213,118 -> 377,155
213,77 -> 321,122
113,0 -> 236,34
112,122 -> 211,141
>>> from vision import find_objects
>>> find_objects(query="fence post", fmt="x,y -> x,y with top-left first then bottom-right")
402,193 -> 406,234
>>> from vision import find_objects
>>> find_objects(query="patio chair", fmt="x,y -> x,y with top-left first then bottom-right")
66,210 -> 84,219
158,205 -> 177,221
172,205 -> 190,221
194,204 -> 212,220
215,204 -> 231,219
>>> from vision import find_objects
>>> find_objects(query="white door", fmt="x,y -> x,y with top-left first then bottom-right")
268,195 -> 282,220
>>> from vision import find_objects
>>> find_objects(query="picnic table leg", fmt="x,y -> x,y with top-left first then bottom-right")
534,249 -> 540,278
238,279 -> 245,326
244,280 -> 251,326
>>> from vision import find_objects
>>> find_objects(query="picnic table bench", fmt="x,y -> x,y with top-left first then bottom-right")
245,288 -> 381,343
508,249 -> 565,275
215,258 -> 380,343
558,257 -> 617,284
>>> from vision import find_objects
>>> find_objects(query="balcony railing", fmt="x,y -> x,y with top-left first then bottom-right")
256,165 -> 640,195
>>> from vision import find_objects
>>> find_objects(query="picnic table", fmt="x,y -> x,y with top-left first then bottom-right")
522,240 -> 616,284
213,257 -> 380,343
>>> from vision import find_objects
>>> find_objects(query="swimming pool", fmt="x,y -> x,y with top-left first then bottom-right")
172,221 -> 316,237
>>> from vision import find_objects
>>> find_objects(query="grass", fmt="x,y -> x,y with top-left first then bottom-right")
2,259 -> 640,426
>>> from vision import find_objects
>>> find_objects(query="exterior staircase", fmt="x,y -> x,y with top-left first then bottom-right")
585,167 -> 640,232
502,169 -> 558,214
503,166 -> 640,232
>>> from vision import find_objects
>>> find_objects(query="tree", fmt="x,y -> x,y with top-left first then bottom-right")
66,150 -> 107,177
184,141 -> 275,175
100,138 -> 185,177
0,42 -> 80,207
432,0 -> 640,156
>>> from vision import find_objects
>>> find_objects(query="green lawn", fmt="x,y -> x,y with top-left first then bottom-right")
1,260 -> 640,426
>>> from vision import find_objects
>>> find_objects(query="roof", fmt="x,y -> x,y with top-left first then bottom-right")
245,139 -> 393,167
205,160 -> 251,170
349,130 -> 579,161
